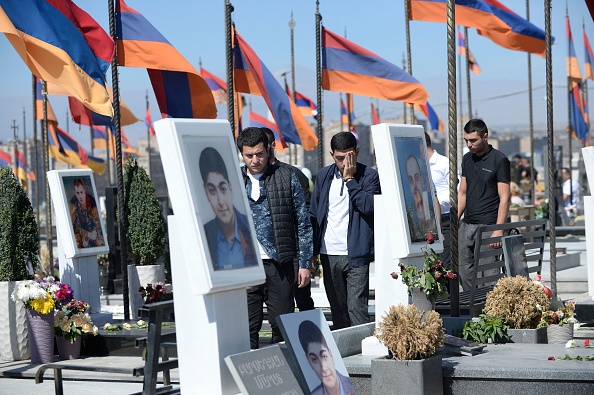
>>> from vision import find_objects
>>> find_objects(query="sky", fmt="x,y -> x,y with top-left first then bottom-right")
0,0 -> 593,150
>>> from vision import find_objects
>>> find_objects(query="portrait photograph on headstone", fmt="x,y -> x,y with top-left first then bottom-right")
47,169 -> 109,259
371,123 -> 442,258
155,118 -> 264,295
278,310 -> 356,395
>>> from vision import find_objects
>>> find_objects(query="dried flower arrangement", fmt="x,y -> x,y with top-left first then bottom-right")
375,304 -> 444,360
483,275 -> 550,329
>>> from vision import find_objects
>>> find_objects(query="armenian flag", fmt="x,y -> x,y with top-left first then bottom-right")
341,98 -> 348,125
234,29 -> 318,150
414,101 -> 444,132
584,28 -> 594,81
116,0 -> 216,119
371,102 -> 380,125
322,27 -> 428,104
16,149 -> 35,181
145,108 -> 155,136
200,66 -> 228,105
567,16 -> 582,85
0,0 -> 113,117
457,29 -> 481,75
570,83 -> 589,142
48,124 -> 106,174
67,85 -> 138,127
285,82 -> 318,119
249,110 -> 287,150
0,149 -> 11,169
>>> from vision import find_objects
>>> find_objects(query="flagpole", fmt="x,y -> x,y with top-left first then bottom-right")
315,0 -> 324,170
109,0 -> 130,320
446,0 -> 459,317
457,27 -> 464,165
545,0 -> 557,298
566,10 -> 573,226
402,53 -> 407,123
404,0 -> 415,124
23,107 -> 28,194
340,93 -> 344,132
41,80 -> 53,270
11,120 -> 18,180
105,127 -> 111,184
347,93 -> 352,130
32,75 -> 39,227
289,11 -> 299,166
146,90 -> 152,178
89,125 -> 94,156
527,0 -> 535,204
225,0 -> 235,140
464,27 -> 473,118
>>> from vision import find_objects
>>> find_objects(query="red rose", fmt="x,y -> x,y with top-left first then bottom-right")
585,340 -> 590,347
446,272 -> 457,280
548,356 -> 555,361
425,233 -> 435,244
435,272 -> 442,280
437,260 -> 444,267
390,272 -> 399,280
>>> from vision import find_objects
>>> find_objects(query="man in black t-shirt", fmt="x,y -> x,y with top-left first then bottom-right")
458,119 -> 511,291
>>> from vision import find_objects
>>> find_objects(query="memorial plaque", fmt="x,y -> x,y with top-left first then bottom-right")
224,345 -> 304,395
502,234 -> 528,278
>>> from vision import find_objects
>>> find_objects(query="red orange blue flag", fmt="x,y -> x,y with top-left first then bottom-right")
67,85 -> 138,127
567,16 -> 582,85
116,0 -> 216,119
457,29 -> 481,75
200,67 -> 228,105
0,0 -> 113,117
477,0 -> 548,57
16,149 -> 35,181
409,0 -> 511,34
48,124 -> 106,174
0,149 -> 11,169
584,28 -> 594,81
322,27 -> 428,104
249,110 -> 287,150
371,102 -> 381,125
570,83 -> 589,142
284,82 -> 318,120
234,30 -> 318,150
414,102 -> 444,132
145,108 -> 155,136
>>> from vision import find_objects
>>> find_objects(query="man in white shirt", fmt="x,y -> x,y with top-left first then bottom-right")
425,132 -> 451,269
562,167 -> 579,225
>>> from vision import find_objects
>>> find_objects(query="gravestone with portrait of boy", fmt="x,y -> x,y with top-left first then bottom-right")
47,169 -> 111,326
156,119 -> 266,394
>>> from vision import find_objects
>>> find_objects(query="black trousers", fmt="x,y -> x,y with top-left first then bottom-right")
247,259 -> 294,349
440,213 -> 451,270
293,260 -> 314,311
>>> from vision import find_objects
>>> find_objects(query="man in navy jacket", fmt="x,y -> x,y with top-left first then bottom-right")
310,132 -> 381,328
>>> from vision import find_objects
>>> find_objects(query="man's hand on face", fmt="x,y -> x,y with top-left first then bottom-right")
343,151 -> 357,179
298,268 -> 311,288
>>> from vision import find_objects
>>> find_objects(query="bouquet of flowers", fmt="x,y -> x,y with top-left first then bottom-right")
538,300 -> 577,328
97,254 -> 109,267
54,298 -> 98,343
139,282 -> 173,303
11,276 -> 73,314
391,233 -> 456,299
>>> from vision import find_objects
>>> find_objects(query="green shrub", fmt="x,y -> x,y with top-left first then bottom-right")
123,157 -> 166,265
0,166 -> 39,281
461,314 -> 510,344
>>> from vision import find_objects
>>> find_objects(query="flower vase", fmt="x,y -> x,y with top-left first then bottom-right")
98,266 -> 109,296
55,336 -> 82,360
371,354 -> 443,395
547,323 -> 574,344
410,287 -> 435,312
25,310 -> 54,364
0,281 -> 29,361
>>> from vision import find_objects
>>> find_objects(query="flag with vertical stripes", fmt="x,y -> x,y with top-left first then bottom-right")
233,29 -> 318,150
457,29 -> 481,75
322,27 -> 428,104
116,0 -> 216,119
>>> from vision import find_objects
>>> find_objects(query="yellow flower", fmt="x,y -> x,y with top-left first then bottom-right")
30,294 -> 54,314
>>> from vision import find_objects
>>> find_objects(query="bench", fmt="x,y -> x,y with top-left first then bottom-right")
435,219 -> 548,317
35,300 -> 179,395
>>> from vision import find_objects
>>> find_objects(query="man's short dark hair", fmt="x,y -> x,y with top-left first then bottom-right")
330,131 -> 357,152
237,127 -> 269,153
199,147 -> 228,184
424,132 -> 432,149
464,119 -> 488,137
298,320 -> 328,354
514,154 -> 523,160
261,128 -> 276,145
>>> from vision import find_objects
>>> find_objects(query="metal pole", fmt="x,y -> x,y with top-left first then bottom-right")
457,27 -> 464,168
109,0 -> 129,320
41,80 -> 53,268
404,0 -> 415,124
289,11 -> 299,165
11,120 -> 18,176
402,53 -> 407,123
225,0 -> 235,139
23,108 -> 28,194
146,90 -> 152,178
464,27 -> 472,118
315,0 -> 324,170
545,0 -> 557,297
527,0 -> 535,204
32,75 -> 39,226
446,0 -> 459,316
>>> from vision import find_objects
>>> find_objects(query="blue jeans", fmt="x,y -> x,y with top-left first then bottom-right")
320,254 -> 370,329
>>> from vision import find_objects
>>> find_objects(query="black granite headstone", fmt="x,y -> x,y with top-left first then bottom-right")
224,345 -> 304,395
502,234 -> 528,278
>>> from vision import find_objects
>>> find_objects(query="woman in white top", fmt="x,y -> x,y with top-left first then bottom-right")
510,182 -> 525,207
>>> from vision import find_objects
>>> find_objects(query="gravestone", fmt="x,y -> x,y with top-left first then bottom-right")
224,345 -> 304,395
501,234 -> 528,278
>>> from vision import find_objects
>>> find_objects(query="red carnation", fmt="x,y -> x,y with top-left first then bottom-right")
548,356 -> 555,361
